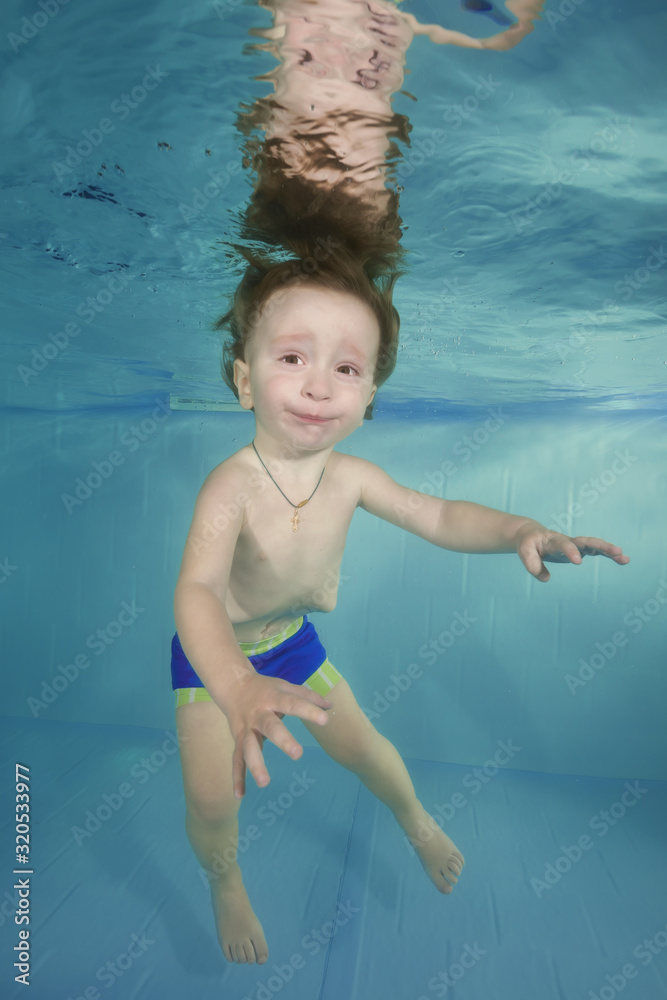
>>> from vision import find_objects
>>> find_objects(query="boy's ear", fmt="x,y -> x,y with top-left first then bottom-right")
361,384 -> 377,425
233,359 -> 253,410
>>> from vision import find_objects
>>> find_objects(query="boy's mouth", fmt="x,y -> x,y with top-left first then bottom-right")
292,411 -> 332,424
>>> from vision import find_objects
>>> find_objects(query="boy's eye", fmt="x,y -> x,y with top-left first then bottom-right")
337,364 -> 359,376
280,353 -> 303,365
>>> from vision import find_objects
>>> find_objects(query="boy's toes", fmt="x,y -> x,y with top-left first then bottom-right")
227,940 -> 251,964
236,938 -> 268,965
441,869 -> 457,891
256,944 -> 269,964
440,852 -> 466,891
450,855 -> 464,877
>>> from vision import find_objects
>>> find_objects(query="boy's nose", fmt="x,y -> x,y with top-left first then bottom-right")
302,369 -> 332,401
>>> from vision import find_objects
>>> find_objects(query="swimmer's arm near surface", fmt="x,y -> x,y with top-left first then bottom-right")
402,0 -> 543,51
356,459 -> 629,582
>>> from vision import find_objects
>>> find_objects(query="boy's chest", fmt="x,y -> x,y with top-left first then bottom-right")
233,477 -> 358,581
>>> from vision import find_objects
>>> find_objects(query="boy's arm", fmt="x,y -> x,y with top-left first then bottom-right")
356,459 -> 629,582
174,463 -> 332,799
403,0 -> 544,51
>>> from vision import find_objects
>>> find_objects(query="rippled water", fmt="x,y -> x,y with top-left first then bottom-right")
1,0 -> 665,413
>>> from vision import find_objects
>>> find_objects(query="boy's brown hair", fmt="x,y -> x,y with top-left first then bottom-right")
215,94 -> 409,418
215,243 -> 402,420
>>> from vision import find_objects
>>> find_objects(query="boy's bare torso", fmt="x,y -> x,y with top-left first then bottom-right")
220,447 -> 365,641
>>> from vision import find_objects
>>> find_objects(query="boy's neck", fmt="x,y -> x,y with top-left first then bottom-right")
251,430 -> 335,476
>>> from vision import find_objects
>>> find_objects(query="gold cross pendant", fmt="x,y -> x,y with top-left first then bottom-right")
291,499 -> 309,532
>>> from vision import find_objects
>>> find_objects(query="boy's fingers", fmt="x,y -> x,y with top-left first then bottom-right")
541,535 -> 583,564
232,743 -> 247,800
518,543 -> 550,582
265,683 -> 332,726
280,683 -> 333,711
571,537 -> 629,561
560,539 -> 583,563
257,710 -> 304,762
241,731 -> 273,794
277,689 -> 332,727
528,563 -> 551,583
229,681 -> 334,797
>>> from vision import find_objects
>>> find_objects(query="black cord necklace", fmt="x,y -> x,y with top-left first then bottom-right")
252,441 -> 326,532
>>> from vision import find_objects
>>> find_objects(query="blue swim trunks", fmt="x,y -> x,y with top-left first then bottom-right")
171,615 -> 342,708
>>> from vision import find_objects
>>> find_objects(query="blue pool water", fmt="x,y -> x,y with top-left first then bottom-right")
1,0 -> 666,998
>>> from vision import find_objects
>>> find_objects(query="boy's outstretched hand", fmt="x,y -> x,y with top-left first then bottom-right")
222,672 -> 332,800
514,524 -> 630,583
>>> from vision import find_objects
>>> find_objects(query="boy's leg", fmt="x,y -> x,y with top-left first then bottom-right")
301,675 -> 464,894
176,699 -> 269,964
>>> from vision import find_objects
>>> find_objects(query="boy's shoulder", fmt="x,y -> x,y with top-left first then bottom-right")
329,451 -> 376,476
329,451 -> 388,500
197,446 -> 255,498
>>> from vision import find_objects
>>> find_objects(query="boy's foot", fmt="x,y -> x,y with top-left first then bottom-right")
210,868 -> 269,964
404,806 -> 465,894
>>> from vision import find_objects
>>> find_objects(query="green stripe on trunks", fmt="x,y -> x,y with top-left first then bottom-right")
174,657 -> 342,709
237,617 -> 304,657
302,658 -> 342,696
174,686 -> 213,709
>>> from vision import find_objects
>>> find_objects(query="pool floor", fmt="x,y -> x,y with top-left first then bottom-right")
2,715 -> 666,999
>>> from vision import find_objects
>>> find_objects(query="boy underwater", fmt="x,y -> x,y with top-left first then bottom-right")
172,255 -> 629,965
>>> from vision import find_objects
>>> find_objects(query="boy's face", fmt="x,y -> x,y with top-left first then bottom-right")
233,283 -> 379,451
